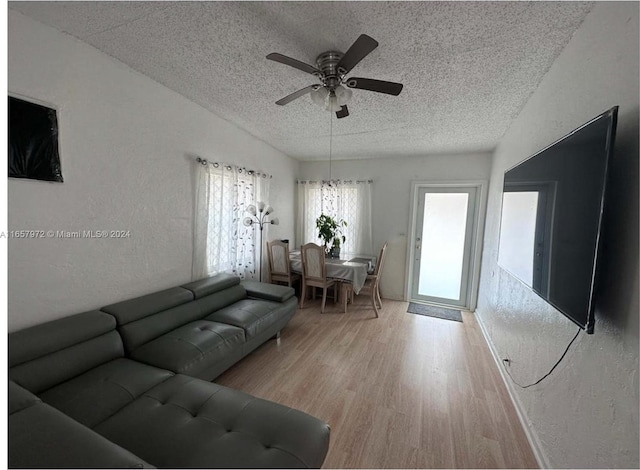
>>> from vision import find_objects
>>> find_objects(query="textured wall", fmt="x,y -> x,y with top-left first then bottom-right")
298,153 -> 492,301
476,3 -> 639,468
8,11 -> 298,332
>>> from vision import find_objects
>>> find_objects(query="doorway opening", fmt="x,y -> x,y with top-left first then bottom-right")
406,182 -> 486,311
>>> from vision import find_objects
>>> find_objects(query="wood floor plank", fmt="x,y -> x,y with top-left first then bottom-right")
215,296 -> 538,468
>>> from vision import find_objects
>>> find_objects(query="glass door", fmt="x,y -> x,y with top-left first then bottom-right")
410,186 -> 478,308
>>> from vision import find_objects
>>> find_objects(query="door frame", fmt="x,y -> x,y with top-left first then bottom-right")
404,180 -> 488,311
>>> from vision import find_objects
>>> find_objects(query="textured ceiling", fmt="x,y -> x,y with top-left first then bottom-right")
10,1 -> 593,161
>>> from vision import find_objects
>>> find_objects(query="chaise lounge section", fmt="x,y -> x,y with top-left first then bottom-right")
8,274 -> 330,468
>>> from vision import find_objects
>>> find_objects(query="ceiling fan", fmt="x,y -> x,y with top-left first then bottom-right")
267,34 -> 403,119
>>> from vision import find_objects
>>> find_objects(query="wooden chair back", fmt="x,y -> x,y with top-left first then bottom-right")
301,243 -> 327,283
267,240 -> 291,277
358,241 -> 389,317
373,242 -> 388,279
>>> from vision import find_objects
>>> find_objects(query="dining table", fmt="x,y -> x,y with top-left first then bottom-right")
289,250 -> 376,295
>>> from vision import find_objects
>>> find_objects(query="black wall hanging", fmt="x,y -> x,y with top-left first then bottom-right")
9,96 -> 63,182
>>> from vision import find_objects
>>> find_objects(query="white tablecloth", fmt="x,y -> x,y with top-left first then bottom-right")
289,251 -> 373,294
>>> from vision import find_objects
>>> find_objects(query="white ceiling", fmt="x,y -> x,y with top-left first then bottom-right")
9,1 -> 593,161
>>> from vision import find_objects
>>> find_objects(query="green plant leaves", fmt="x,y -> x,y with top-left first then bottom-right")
315,213 -> 347,248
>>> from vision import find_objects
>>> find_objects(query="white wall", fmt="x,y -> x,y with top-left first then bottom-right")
299,153 -> 492,300
7,11 -> 298,332
476,3 -> 639,468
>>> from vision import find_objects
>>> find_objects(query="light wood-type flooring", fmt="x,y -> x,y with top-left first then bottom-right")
215,294 -> 538,469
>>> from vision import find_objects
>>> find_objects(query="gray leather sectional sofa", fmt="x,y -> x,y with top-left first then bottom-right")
8,273 -> 330,468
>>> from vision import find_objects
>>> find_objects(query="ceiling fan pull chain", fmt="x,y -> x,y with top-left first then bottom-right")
329,112 -> 333,182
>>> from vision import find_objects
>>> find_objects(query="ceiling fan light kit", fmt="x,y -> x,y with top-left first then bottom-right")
267,34 -> 403,119
334,86 -> 353,106
310,86 -> 328,107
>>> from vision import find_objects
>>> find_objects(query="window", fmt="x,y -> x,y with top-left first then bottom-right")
193,161 -> 269,279
296,180 -> 373,254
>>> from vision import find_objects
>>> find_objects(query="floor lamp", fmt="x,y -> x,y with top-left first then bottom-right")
243,202 -> 279,282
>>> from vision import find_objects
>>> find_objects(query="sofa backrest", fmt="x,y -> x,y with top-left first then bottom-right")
9,380 -> 41,415
8,381 -> 152,469
102,273 -> 247,353
8,311 -> 124,394
101,286 -> 195,353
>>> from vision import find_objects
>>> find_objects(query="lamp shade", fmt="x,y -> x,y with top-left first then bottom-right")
325,92 -> 342,112
247,205 -> 257,216
334,85 -> 352,106
310,87 -> 329,107
270,217 -> 280,226
243,217 -> 253,227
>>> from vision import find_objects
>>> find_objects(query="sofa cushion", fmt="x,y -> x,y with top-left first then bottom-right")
39,358 -> 174,428
241,280 -> 295,302
9,381 -> 152,469
238,298 -> 297,358
111,301 -> 205,354
204,298 -> 295,339
102,287 -> 194,325
102,277 -> 247,354
130,320 -> 245,379
181,273 -> 241,298
9,311 -> 124,394
192,284 -> 248,316
95,375 -> 331,468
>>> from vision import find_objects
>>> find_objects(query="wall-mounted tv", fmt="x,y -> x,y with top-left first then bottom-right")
497,107 -> 618,334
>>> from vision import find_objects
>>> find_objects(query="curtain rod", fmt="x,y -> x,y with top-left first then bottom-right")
297,179 -> 373,184
195,157 -> 272,179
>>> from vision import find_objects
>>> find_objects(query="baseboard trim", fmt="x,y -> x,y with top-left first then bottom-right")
474,309 -> 551,469
383,293 -> 405,301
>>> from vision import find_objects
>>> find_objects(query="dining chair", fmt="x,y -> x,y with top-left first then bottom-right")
267,240 -> 300,287
340,281 -> 354,314
356,241 -> 388,317
300,242 -> 337,313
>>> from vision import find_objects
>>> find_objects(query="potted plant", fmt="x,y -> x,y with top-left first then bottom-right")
315,214 -> 347,258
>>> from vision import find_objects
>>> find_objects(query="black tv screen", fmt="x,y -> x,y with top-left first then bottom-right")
497,107 -> 618,334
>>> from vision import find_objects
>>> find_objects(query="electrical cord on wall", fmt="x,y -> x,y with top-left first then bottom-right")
502,327 -> 581,388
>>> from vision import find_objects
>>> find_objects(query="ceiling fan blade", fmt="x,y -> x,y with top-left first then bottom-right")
275,85 -> 318,106
336,34 -> 378,75
346,77 -> 403,96
336,105 -> 349,119
266,53 -> 320,75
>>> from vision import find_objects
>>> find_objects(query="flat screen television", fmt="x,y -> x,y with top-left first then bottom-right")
497,107 -> 618,334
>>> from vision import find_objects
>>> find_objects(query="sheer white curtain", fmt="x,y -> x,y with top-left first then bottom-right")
193,160 -> 269,280
296,179 -> 373,254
